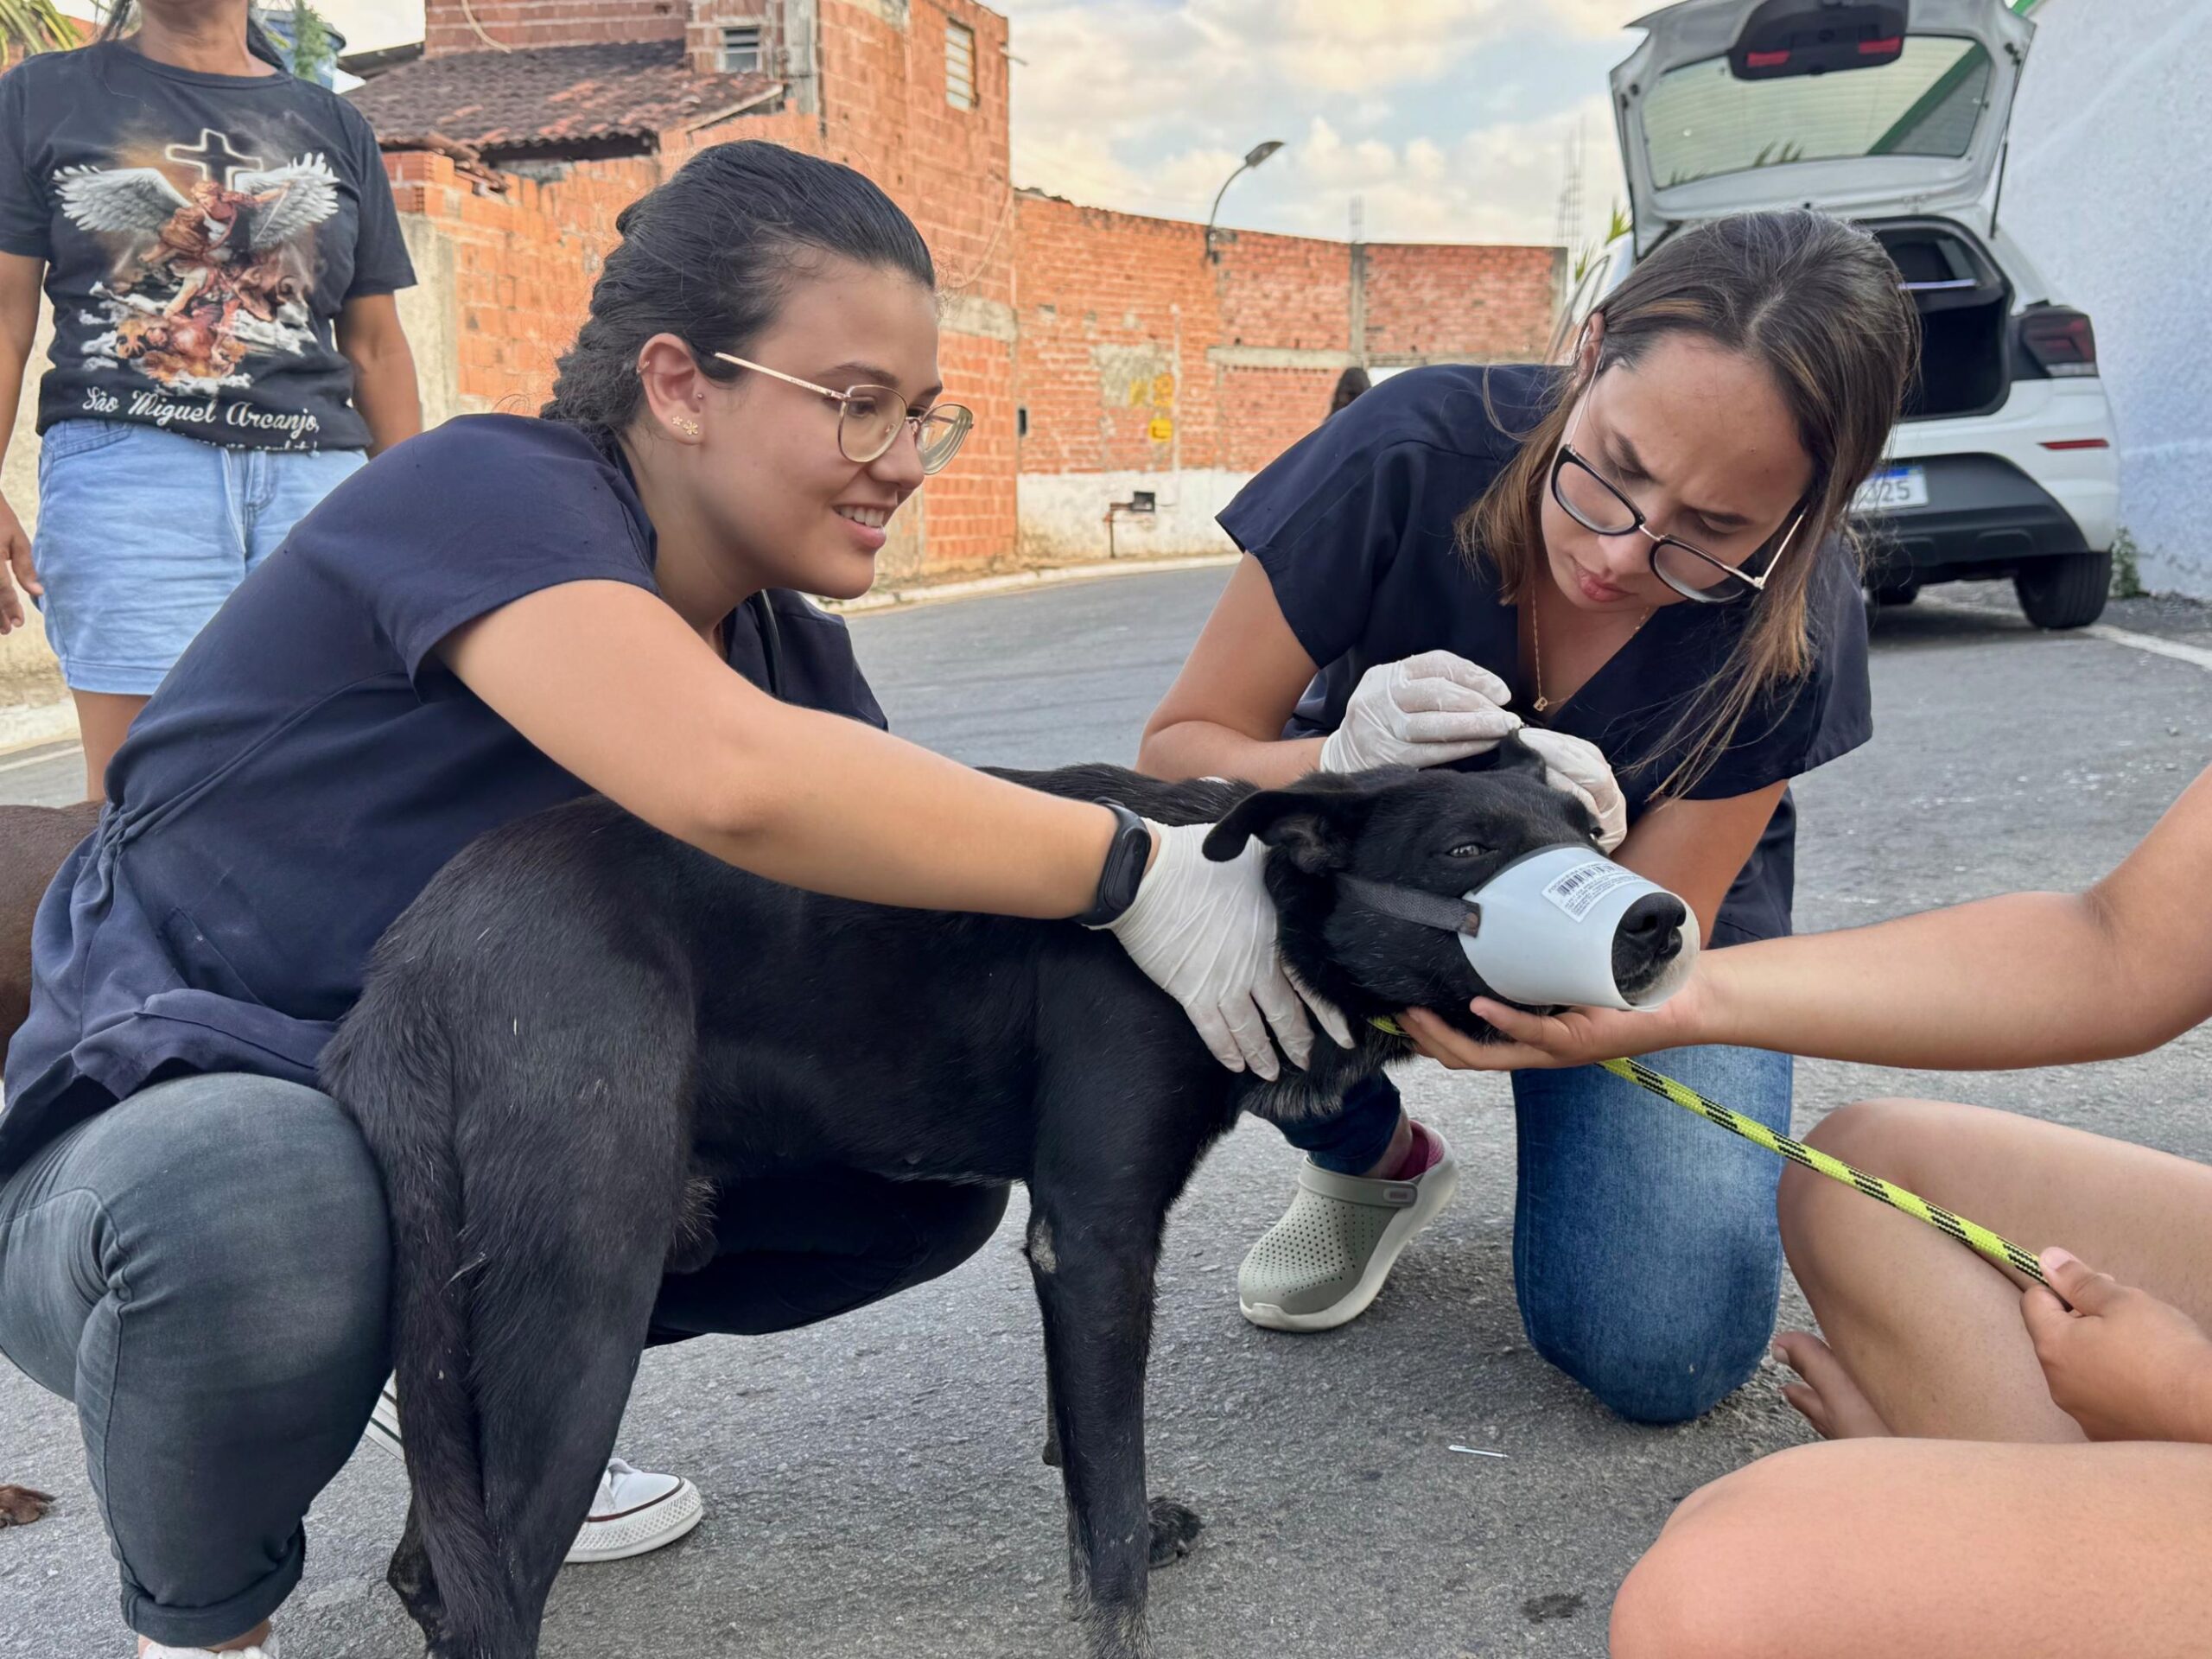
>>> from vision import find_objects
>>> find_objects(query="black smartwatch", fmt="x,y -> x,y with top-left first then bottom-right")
1076,800 -> 1152,928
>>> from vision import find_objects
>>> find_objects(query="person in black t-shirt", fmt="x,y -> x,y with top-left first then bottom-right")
0,0 -> 423,797
0,140 -> 1338,1659
1140,212 -> 1916,1426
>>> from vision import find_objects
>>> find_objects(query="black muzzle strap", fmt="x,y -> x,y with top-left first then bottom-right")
1335,874 -> 1480,937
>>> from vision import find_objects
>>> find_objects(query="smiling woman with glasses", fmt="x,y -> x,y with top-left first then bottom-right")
1138,209 -> 1918,1433
0,141 -> 1344,1659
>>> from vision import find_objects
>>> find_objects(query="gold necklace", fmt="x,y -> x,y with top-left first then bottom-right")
1529,592 -> 1654,715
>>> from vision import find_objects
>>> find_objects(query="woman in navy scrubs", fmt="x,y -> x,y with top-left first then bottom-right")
0,143 -> 1338,1659
1141,211 -> 1917,1424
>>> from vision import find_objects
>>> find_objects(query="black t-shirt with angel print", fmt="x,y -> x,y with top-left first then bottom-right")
0,41 -> 414,452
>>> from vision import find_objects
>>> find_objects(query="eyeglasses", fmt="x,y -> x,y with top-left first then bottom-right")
712,353 -> 974,475
1549,391 -> 1802,604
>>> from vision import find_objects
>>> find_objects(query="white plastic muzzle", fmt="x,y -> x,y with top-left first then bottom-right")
1457,844 -> 1699,1012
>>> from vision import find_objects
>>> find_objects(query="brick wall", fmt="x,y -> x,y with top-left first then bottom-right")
424,0 -> 684,56
385,0 -> 1556,575
1010,192 -> 1562,561
385,150 -> 658,414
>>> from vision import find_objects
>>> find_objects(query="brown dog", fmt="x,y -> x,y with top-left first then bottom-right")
0,798 -> 100,1528
0,800 -> 100,1043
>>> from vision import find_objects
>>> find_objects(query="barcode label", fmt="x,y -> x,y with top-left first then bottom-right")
1540,860 -> 1640,921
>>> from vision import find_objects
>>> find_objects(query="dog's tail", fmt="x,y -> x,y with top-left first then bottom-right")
325,902 -> 697,1659
325,973 -> 523,1658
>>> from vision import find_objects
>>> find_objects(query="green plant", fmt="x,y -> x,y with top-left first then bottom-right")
286,1 -> 334,80
1570,201 -> 1631,284
2,0 -> 79,54
2110,527 -> 2146,600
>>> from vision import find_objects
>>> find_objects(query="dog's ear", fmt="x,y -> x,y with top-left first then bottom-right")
1492,730 -> 1549,779
1204,776 -> 1378,873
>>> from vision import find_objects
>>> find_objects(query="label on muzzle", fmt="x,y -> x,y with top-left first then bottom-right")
1538,859 -> 1643,923
1459,844 -> 1700,1013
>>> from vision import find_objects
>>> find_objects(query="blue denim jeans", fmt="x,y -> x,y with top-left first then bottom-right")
32,420 -> 365,695
1281,1045 -> 1795,1425
0,1075 -> 1006,1646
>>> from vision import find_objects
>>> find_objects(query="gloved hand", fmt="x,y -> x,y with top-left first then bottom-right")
1098,820 -> 1354,1078
1318,651 -> 1522,774
1517,727 -> 1629,853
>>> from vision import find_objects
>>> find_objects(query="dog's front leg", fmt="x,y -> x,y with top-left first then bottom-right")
1027,1202 -> 1161,1659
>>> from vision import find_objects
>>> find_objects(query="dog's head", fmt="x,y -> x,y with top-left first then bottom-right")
1201,735 -> 1686,1039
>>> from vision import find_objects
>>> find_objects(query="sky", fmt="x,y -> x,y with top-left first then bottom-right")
311,0 -> 1645,249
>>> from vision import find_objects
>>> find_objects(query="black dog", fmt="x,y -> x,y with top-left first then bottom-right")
321,741 -> 1688,1659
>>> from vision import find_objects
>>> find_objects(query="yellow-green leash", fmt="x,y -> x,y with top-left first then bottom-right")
1592,1056 -> 2050,1290
1370,1018 -> 2050,1290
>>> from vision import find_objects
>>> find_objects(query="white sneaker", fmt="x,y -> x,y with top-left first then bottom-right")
143,1637 -> 278,1658
565,1458 -> 704,1564
365,1378 -> 702,1565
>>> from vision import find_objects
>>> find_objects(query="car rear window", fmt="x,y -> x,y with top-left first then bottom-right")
1644,35 -> 1993,190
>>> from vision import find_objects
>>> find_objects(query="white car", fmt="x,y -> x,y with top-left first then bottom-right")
1557,0 -> 2120,629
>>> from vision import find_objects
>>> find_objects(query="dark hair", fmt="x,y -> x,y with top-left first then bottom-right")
1461,208 -> 1917,800
543,141 -> 937,449
99,0 -> 291,69
1329,365 -> 1371,416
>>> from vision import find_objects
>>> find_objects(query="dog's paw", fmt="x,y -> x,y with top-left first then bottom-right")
0,1484 -> 54,1527
1146,1497 -> 1201,1567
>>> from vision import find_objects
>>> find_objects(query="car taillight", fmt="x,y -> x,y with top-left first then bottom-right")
2019,308 -> 2099,378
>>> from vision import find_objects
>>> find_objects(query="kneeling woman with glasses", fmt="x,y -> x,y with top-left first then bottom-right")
1139,210 -> 1917,1425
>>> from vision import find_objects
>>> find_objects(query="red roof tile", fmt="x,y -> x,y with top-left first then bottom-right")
346,41 -> 779,157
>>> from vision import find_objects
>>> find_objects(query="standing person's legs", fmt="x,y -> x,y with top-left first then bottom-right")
0,1075 -> 391,1652
29,423 -> 257,795
1512,1046 -> 1792,1423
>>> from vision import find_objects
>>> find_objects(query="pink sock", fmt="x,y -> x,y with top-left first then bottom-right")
1380,1120 -> 1441,1181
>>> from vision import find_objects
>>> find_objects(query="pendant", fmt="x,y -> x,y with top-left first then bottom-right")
1532,695 -> 1550,713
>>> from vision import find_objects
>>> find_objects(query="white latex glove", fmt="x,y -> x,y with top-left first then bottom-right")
1097,820 -> 1354,1078
1517,727 -> 1630,853
1318,650 -> 1522,773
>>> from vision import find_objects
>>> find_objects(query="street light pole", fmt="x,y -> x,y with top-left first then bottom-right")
1204,139 -> 1284,264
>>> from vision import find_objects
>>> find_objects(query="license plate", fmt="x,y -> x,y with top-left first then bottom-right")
1854,464 -> 1928,512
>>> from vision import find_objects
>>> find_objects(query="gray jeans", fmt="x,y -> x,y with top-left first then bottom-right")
0,1072 -> 1006,1647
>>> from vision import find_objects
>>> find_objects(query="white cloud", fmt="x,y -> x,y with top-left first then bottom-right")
317,0 -> 425,54
1004,0 -> 1637,243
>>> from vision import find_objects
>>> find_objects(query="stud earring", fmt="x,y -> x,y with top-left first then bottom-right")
671,415 -> 701,439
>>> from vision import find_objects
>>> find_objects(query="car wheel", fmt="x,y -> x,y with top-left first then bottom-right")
1868,577 -> 1920,607
2013,551 -> 2112,631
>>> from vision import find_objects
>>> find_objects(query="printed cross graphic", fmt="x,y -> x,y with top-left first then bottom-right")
163,129 -> 264,188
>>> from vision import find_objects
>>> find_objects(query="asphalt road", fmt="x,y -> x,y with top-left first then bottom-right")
5,570 -> 2212,1658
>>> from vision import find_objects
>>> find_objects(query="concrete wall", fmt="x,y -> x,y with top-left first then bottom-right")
2004,0 -> 2212,594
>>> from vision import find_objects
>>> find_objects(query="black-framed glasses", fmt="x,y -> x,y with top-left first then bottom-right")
1549,395 -> 1802,604
713,353 -> 975,475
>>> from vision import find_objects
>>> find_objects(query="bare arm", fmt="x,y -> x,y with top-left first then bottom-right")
336,292 -> 422,456
1136,554 -> 1325,785
442,581 -> 1123,917
0,251 -> 42,631
1413,763 -> 2212,1073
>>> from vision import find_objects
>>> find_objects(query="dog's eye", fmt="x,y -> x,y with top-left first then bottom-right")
1446,842 -> 1490,860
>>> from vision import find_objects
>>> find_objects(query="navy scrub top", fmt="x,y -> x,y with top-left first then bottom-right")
1221,363 -> 1872,949
0,414 -> 887,1177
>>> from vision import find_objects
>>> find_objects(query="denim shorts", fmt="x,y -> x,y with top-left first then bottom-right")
31,420 -> 365,696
